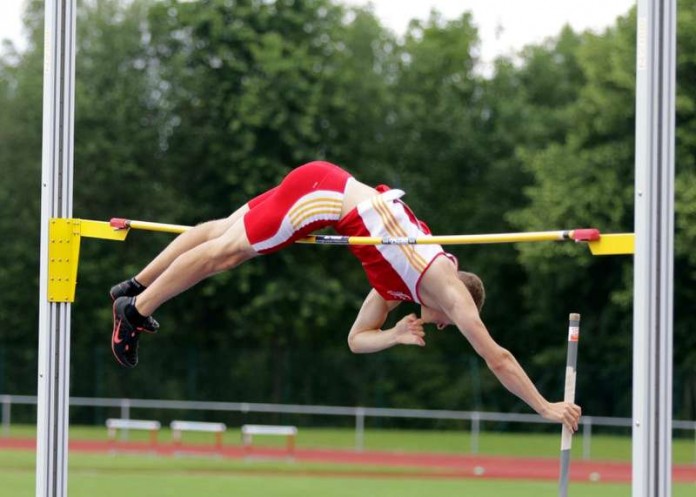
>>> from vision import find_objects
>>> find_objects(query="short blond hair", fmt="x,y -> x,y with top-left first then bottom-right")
458,271 -> 485,312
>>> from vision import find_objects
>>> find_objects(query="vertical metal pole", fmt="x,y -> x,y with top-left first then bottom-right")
559,313 -> 580,497
470,412 -> 480,455
37,1 -> 76,497
633,1 -> 676,497
355,407 -> 365,452
120,399 -> 131,441
582,416 -> 592,461
1,395 -> 10,437
119,398 -> 131,420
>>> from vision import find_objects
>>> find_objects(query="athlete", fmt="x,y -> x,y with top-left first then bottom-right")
110,160 -> 581,433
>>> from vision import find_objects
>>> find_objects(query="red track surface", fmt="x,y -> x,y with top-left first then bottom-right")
2,438 -> 695,483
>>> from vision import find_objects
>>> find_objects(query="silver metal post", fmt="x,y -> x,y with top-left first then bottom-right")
355,407 -> 365,451
633,1 -> 676,496
470,412 -> 480,455
582,416 -> 592,461
2,395 -> 10,437
120,399 -> 131,441
36,1 -> 76,496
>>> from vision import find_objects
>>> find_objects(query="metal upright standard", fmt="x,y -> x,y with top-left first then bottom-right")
37,1 -> 77,497
633,1 -> 676,496
558,313 -> 580,497
632,0 -> 677,497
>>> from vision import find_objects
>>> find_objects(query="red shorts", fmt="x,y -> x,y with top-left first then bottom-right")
244,161 -> 353,254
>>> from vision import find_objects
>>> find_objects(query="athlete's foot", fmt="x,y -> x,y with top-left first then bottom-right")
109,278 -> 159,332
111,297 -> 156,368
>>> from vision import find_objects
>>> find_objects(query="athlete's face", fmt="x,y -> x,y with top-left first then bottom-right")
420,306 -> 452,330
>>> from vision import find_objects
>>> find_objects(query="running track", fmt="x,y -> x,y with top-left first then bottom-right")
2,438 -> 695,483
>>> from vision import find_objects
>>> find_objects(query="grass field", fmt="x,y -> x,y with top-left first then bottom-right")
2,425 -> 694,497
1,450 -> 695,497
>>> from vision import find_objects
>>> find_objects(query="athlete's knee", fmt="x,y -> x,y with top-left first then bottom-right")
196,215 -> 243,241
191,219 -> 225,240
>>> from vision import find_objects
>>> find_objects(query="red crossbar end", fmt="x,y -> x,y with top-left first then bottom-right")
572,228 -> 601,242
109,218 -> 130,230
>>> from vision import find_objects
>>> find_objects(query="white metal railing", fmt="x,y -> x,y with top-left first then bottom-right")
1,394 -> 695,461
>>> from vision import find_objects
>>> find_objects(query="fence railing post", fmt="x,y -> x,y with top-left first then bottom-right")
119,398 -> 131,441
1,395 -> 10,437
470,412 -> 480,455
355,407 -> 365,452
582,416 -> 593,460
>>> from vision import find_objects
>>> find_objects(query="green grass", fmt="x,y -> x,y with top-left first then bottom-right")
4,424 -> 695,463
2,427 -> 695,497
1,450 -> 695,497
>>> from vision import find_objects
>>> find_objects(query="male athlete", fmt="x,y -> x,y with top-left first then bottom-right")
110,160 -> 581,433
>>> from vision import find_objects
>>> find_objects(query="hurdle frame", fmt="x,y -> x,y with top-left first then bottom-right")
36,1 -> 675,497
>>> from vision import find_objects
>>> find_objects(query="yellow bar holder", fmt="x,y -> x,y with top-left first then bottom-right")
47,218 -> 129,302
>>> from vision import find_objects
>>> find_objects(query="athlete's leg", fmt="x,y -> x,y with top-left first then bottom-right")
133,218 -> 258,317
134,204 -> 250,286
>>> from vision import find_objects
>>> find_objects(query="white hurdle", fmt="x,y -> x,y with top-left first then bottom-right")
106,418 -> 161,446
170,420 -> 227,450
241,424 -> 298,455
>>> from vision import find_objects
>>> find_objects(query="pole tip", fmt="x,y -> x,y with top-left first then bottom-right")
569,313 -> 581,321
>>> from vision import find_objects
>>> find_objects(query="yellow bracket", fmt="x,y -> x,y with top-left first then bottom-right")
588,234 -> 635,256
79,219 -> 130,241
47,218 -> 128,302
48,219 -> 82,302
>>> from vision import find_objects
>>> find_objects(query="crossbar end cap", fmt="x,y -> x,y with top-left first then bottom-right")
572,228 -> 600,242
110,218 -> 129,230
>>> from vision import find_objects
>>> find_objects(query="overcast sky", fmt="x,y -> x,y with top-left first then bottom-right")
1,0 -> 635,63
343,0 -> 635,64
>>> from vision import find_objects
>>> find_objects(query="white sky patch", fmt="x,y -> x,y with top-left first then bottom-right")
341,0 -> 635,65
1,0 -> 635,62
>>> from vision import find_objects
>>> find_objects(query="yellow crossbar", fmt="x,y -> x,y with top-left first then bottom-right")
107,218 -> 635,255
45,218 -> 634,304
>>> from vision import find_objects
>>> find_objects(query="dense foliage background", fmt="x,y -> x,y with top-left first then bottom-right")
0,0 -> 694,424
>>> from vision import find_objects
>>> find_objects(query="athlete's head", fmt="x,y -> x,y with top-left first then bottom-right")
458,271 -> 485,313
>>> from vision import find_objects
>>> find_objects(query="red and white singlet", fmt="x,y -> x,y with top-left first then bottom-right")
336,187 -> 455,304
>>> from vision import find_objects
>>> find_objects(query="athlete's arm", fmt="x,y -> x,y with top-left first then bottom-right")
456,311 -> 580,430
347,290 -> 426,353
418,258 -> 581,432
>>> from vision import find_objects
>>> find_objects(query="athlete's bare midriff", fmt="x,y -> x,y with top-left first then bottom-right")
341,177 -> 379,218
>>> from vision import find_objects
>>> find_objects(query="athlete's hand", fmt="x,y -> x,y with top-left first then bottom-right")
541,401 -> 582,433
393,313 -> 426,346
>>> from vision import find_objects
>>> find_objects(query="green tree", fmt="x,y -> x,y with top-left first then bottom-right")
507,4 -> 695,418
0,0 -> 45,393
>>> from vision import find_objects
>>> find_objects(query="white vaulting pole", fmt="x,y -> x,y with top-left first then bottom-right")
558,313 -> 580,497
37,1 -> 77,496
633,1 -> 676,496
